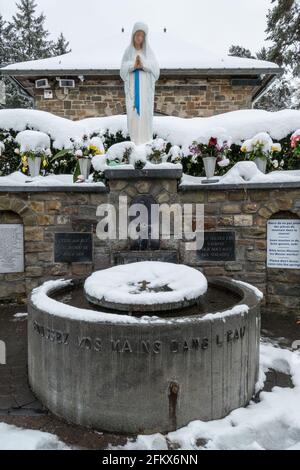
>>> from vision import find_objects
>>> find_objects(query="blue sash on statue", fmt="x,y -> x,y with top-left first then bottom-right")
134,69 -> 140,116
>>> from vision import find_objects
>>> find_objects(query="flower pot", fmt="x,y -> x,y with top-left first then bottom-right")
255,157 -> 267,174
78,159 -> 91,180
28,157 -> 41,177
203,156 -> 217,179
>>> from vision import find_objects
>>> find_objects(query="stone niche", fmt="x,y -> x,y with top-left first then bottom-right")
0,210 -> 25,303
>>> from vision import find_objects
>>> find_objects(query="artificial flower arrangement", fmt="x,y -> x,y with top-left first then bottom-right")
147,138 -> 168,164
51,134 -> 105,182
103,139 -> 172,169
16,147 -> 51,174
167,145 -> 185,164
189,136 -> 231,165
291,130 -> 300,157
70,135 -> 104,160
14,130 -> 52,177
240,132 -> 283,172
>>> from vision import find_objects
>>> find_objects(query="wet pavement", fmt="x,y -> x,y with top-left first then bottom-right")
0,304 -> 299,449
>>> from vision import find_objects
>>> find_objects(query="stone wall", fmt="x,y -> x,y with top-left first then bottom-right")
34,76 -> 254,120
0,172 -> 299,316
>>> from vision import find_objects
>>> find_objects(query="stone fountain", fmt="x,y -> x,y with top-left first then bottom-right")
28,261 -> 261,434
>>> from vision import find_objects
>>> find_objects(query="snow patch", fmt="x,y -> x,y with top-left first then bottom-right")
84,261 -> 208,306
0,171 -> 104,187
15,130 -> 50,152
0,423 -> 68,450
1,108 -> 300,153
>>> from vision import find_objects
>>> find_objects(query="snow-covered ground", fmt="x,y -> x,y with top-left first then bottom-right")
0,423 -> 68,450
111,342 -> 300,451
0,341 -> 299,450
1,108 -> 300,154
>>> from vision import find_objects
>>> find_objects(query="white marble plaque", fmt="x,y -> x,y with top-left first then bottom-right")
267,219 -> 300,269
0,224 -> 24,273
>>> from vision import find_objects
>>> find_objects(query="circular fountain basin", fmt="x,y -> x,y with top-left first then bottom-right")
27,264 -> 262,434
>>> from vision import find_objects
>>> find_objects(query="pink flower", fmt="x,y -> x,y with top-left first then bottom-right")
291,134 -> 300,148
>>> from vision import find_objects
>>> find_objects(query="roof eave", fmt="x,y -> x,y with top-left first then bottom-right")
0,67 -> 284,77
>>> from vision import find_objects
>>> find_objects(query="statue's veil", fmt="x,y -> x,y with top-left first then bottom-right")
120,21 -> 159,86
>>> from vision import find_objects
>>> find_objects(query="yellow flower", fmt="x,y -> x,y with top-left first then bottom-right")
271,143 -> 282,153
89,145 -> 104,155
241,145 -> 247,153
42,159 -> 48,168
21,155 -> 28,163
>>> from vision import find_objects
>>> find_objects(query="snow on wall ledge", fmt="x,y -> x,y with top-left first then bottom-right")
0,108 -> 300,153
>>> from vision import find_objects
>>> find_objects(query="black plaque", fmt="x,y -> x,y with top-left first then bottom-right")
54,232 -> 93,263
197,231 -> 235,261
115,250 -> 178,265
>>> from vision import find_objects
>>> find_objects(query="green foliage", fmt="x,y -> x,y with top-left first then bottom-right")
0,128 -> 20,175
1,128 -> 300,178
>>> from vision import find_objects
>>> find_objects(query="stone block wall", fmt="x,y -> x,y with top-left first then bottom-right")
0,173 -> 299,316
34,76 -> 254,120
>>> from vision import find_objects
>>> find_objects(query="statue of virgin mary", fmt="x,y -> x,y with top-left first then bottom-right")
120,22 -> 160,145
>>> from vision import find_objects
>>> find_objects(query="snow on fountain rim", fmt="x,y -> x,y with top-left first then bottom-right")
30,278 -> 250,325
84,261 -> 207,306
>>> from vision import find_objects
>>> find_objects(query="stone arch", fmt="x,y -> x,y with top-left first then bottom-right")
0,196 -> 36,223
0,196 -> 36,304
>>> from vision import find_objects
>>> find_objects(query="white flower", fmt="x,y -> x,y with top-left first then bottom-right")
0,142 -> 5,155
76,175 -> 85,183
251,132 -> 273,152
241,139 -> 253,152
14,148 -> 20,155
272,159 -> 279,168
75,149 -> 83,157
168,145 -> 183,160
217,157 -> 230,168
45,148 -> 52,157
280,160 -> 284,166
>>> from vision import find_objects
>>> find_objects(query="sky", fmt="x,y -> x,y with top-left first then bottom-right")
0,0 -> 273,56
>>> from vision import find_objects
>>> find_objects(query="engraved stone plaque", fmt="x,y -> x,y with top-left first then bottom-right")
0,224 -> 24,273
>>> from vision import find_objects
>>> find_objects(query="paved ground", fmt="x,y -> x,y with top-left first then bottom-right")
0,305 -> 299,449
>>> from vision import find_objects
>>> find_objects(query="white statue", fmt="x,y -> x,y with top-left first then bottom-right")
120,21 -> 160,145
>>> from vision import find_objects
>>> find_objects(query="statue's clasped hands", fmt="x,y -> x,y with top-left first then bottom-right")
134,54 -> 143,70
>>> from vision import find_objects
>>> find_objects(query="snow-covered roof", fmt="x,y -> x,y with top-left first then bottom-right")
0,31 -> 281,75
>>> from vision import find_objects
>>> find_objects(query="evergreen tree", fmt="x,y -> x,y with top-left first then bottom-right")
53,32 -> 71,56
228,45 -> 255,59
0,15 -> 8,66
11,0 -> 53,62
0,0 -> 71,109
266,0 -> 300,76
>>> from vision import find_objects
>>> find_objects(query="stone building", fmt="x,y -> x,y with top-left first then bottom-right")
0,31 -> 282,120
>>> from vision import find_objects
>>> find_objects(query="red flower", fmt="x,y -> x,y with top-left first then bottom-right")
208,137 -> 218,147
